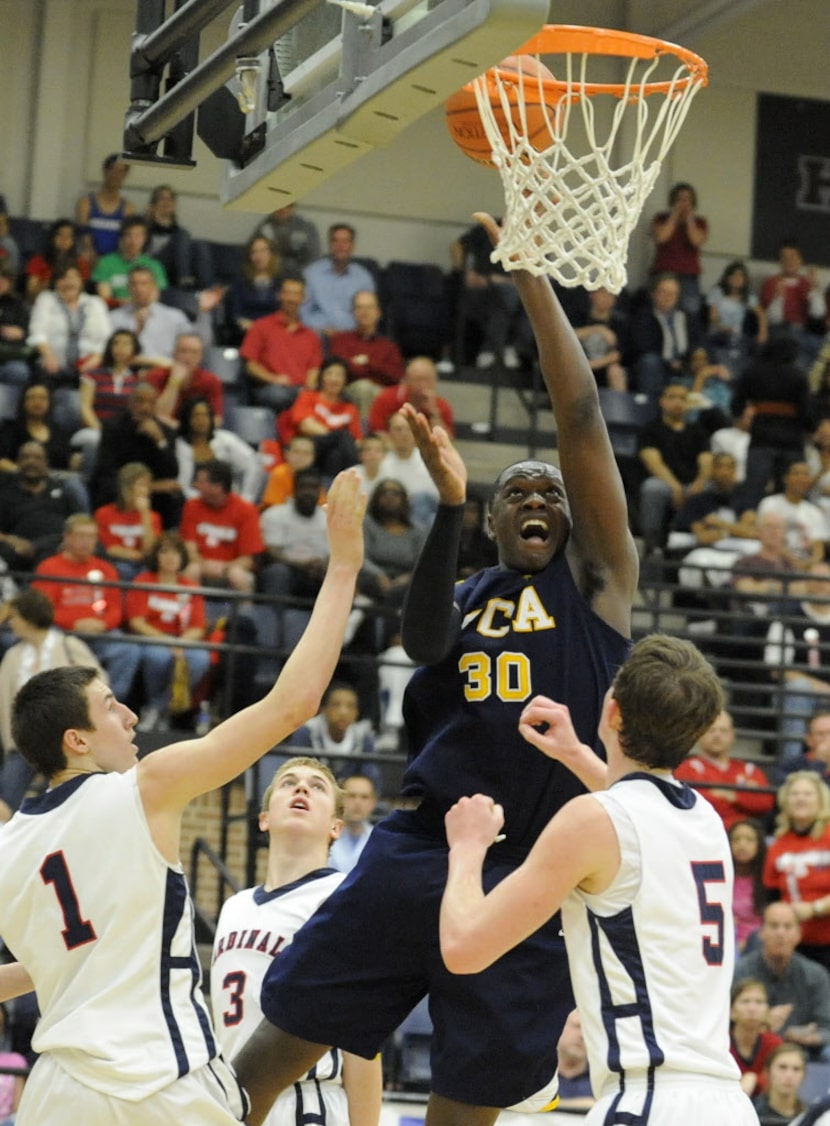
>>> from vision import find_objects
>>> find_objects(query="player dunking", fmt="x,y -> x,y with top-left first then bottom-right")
0,471 -> 365,1126
440,635 -> 758,1126
234,213 -> 639,1126
211,757 -> 382,1126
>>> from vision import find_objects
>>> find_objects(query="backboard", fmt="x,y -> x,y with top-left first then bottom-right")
218,0 -> 549,210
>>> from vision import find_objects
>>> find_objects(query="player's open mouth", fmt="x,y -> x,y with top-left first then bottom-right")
290,798 -> 310,811
520,518 -> 549,542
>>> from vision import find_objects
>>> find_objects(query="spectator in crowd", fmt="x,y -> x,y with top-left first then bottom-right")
757,461 -> 827,569
228,235 -> 282,338
765,562 -> 830,760
0,998 -> 26,1118
327,772 -> 378,874
181,458 -> 264,598
354,432 -> 385,499
259,466 -> 329,652
32,512 -> 141,702
732,336 -> 813,512
636,381 -> 712,556
572,286 -> 629,390
278,356 -> 361,481
241,276 -> 323,412
712,403 -> 754,485
457,491 -> 498,579
302,223 -> 376,337
0,588 -> 105,819
451,219 -> 522,370
706,259 -> 768,376
94,460 -> 161,581
0,205 -> 20,276
89,382 -> 182,528
377,411 -> 440,527
75,153 -> 136,260
0,382 -> 78,477
368,355 -> 455,436
126,531 -> 211,733
629,272 -> 704,397
252,204 -> 321,276
777,711 -> 830,784
649,182 -> 708,317
554,1010 -> 594,1111
175,396 -> 262,505
145,184 -> 209,291
329,290 -> 405,420
730,979 -> 783,1098
732,512 -> 795,608
0,263 -> 30,388
25,218 -> 91,304
735,902 -> 830,1061
73,328 -> 143,476
670,451 -> 757,552
811,348 -> 830,418
686,345 -> 734,423
108,265 -> 193,368
27,265 -> 110,385
292,685 -> 380,792
808,420 -> 830,528
753,1043 -> 807,1124
144,331 -> 224,427
92,216 -> 167,307
730,819 -> 769,953
359,478 -> 428,645
675,708 -> 775,830
764,772 -> 830,970
259,434 -> 319,511
0,441 -> 83,571
760,242 -> 827,362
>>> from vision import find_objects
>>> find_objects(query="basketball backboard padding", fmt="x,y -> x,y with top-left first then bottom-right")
222,0 -> 548,211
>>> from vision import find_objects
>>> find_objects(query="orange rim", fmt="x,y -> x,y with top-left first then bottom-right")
496,24 -> 708,98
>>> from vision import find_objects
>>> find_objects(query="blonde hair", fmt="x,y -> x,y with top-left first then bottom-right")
774,770 -> 830,839
261,756 -> 344,820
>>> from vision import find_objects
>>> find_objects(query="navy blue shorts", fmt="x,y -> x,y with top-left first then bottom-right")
260,809 -> 573,1107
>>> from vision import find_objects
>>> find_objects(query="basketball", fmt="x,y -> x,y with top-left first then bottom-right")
445,55 -> 556,168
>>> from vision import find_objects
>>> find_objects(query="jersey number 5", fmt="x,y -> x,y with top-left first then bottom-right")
41,851 -> 97,950
691,860 -> 726,966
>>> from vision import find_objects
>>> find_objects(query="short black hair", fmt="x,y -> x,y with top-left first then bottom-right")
195,458 -> 233,492
9,588 -> 54,630
12,666 -> 99,776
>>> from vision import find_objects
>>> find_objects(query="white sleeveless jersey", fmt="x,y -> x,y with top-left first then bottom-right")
561,773 -> 741,1101
0,771 -> 224,1101
211,870 -> 347,1125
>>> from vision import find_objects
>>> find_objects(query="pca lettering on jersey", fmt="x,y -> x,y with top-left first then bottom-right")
212,928 -> 286,962
463,587 -> 556,638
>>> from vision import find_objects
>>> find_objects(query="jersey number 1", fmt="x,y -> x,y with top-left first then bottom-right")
41,851 -> 97,950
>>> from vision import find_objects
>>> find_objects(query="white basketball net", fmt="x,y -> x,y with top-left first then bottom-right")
473,42 -> 707,292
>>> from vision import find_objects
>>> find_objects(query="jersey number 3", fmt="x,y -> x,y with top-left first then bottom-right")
691,860 -> 726,966
41,851 -> 97,950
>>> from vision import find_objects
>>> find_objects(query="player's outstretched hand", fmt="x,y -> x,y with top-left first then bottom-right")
519,697 -> 588,762
445,793 -> 505,851
400,402 -> 466,506
325,468 -> 366,573
473,211 -> 502,249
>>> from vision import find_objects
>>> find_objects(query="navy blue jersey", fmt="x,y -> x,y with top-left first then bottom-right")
402,552 -> 630,849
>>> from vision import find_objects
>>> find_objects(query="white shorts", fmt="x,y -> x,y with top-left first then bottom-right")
587,1074 -> 758,1126
264,1079 -> 349,1126
17,1052 -> 247,1125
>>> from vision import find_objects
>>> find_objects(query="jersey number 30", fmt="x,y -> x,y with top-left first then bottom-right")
691,861 -> 726,966
459,651 -> 532,702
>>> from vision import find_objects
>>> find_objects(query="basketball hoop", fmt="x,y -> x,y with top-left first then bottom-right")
470,25 -> 708,291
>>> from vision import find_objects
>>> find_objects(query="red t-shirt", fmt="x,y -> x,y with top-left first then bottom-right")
26,254 -> 91,285
145,366 -> 224,420
240,313 -> 323,387
279,390 -> 363,445
33,554 -> 124,630
328,330 -> 405,387
730,1030 -> 783,1094
126,572 -> 206,636
368,385 -> 455,436
650,211 -> 708,276
674,755 -> 775,830
764,825 -> 830,945
179,494 -> 265,562
95,504 -> 162,552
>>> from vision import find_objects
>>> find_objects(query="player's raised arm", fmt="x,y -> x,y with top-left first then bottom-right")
474,212 -> 638,634
440,793 -> 616,975
518,696 -> 609,792
138,469 -> 365,855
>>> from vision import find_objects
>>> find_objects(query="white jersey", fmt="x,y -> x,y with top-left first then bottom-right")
212,869 -> 348,1126
0,770 -> 228,1102
561,773 -> 741,1106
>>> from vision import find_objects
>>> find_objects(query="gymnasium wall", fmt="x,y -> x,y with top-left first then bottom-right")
1,0 -> 827,293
